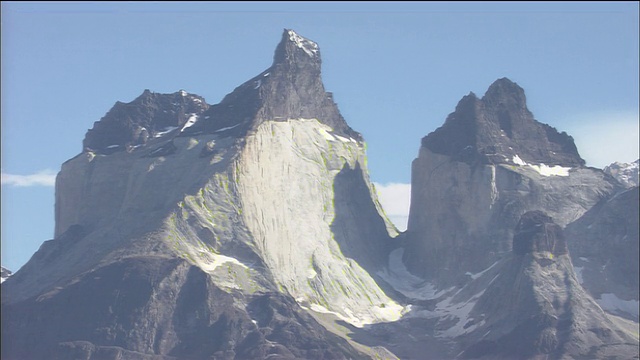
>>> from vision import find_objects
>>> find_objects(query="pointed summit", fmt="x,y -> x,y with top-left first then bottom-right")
421,77 -> 584,167
482,77 -> 527,109
195,29 -> 361,141
273,29 -> 321,66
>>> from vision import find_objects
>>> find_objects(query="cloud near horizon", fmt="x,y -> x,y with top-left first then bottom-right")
1,170 -> 57,187
373,182 -> 411,231
561,111 -> 639,169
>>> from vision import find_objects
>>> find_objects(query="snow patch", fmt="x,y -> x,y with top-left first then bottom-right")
465,261 -> 500,280
511,155 -> 570,176
317,127 -> 336,141
195,252 -> 248,273
597,293 -> 639,317
106,145 -> 119,149
377,248 -> 447,301
179,90 -> 187,96
287,30 -> 319,57
435,290 -> 486,338
574,266 -> 584,283
214,123 -> 241,133
154,126 -> 179,138
181,114 -> 199,132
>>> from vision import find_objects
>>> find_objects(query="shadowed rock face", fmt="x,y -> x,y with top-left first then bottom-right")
513,211 -> 568,256
2,258 -> 364,360
422,78 -> 584,167
566,186 -> 640,320
455,212 -> 639,360
83,90 -> 209,153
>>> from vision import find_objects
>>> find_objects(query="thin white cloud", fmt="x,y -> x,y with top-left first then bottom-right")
1,169 -> 57,187
373,182 -> 411,231
561,111 -> 639,169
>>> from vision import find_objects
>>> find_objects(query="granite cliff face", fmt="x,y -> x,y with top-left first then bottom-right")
404,78 -> 621,286
2,29 -> 398,360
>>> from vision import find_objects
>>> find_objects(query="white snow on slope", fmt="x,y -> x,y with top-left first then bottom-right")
378,248 -> 447,301
214,123 -> 241,133
154,126 -> 179,138
288,30 -> 319,57
574,266 -> 584,284
604,159 -> 639,188
465,261 -> 500,280
597,293 -> 639,318
181,114 -> 199,132
512,155 -> 570,176
435,290 -> 486,338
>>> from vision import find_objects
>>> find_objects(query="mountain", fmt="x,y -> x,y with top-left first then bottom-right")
1,266 -> 12,284
390,77 -> 638,358
604,159 -> 639,188
2,29 -> 398,360
404,78 -> 621,287
3,29 -> 638,360
457,211 -> 639,359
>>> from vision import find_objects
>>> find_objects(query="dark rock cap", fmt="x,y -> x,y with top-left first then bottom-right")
82,29 -> 361,150
513,210 -> 568,256
83,90 -> 209,153
195,28 -> 361,140
422,78 -> 585,167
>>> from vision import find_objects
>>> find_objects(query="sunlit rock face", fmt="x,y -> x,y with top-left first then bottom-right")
404,78 -> 620,287
2,29 -> 398,360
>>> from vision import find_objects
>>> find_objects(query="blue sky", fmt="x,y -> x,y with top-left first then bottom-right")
2,1 -> 638,272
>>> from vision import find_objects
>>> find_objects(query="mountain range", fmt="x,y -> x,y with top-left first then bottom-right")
2,29 -> 638,360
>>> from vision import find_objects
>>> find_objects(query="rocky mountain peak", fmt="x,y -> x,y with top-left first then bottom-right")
193,28 -> 361,141
272,29 -> 321,68
83,89 -> 209,153
482,77 -> 527,109
1,266 -> 12,284
421,77 -> 585,167
604,159 -> 639,188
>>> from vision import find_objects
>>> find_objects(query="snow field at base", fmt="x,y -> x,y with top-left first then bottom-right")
597,293 -> 639,318
379,248 -> 511,338
512,154 -> 571,176
574,266 -> 584,283
377,248 -> 447,301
